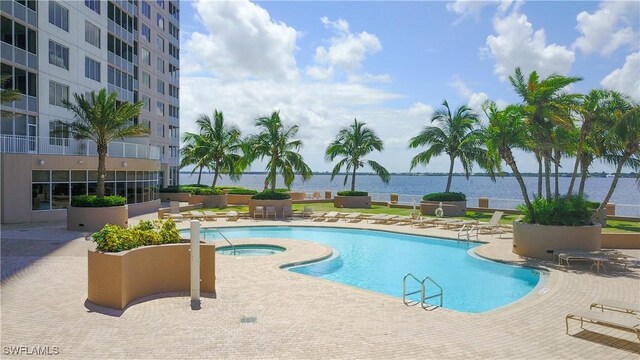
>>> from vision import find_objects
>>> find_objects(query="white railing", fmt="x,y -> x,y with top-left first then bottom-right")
0,134 -> 160,160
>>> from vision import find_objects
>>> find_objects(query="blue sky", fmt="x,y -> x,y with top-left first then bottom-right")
178,0 -> 640,173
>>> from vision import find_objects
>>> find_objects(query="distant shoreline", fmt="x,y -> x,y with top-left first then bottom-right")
179,171 -> 638,178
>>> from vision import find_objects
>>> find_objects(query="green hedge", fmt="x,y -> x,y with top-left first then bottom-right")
228,188 -> 259,195
190,187 -> 224,195
519,195 -> 594,226
251,190 -> 291,200
92,219 -> 180,252
71,195 -> 126,207
422,192 -> 466,201
159,186 -> 181,193
159,185 -> 223,195
336,191 -> 369,196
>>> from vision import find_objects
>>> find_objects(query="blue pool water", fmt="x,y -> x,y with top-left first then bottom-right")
183,226 -> 540,313
217,244 -> 285,256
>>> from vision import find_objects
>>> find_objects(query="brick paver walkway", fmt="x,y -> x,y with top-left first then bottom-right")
1,216 -> 639,359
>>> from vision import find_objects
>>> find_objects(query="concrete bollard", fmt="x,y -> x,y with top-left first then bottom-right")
478,197 -> 489,208
325,190 -> 331,199
605,203 -> 615,216
190,220 -> 200,309
390,193 -> 399,204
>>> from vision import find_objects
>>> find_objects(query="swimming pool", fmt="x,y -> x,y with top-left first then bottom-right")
184,226 -> 541,313
216,244 -> 285,256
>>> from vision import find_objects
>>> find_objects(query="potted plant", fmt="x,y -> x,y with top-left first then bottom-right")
325,119 -> 389,209
87,219 -> 215,310
159,185 -> 192,202
226,188 -> 258,205
420,192 -> 466,216
248,190 -> 292,219
67,195 -> 128,231
59,89 -> 148,231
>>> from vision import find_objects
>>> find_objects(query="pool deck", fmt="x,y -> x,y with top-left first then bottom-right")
1,215 -> 639,359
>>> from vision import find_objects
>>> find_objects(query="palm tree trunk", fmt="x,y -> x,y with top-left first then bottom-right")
96,144 -> 107,198
502,147 -> 534,222
536,153 -> 542,196
270,156 -> 277,191
567,133 -> 586,195
197,166 -> 203,185
553,150 -> 560,199
445,156 -> 455,192
211,163 -> 220,188
351,166 -> 357,192
590,154 -> 629,223
578,160 -> 588,197
544,155 -> 552,200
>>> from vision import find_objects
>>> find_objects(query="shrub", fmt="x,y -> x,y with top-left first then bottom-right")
336,191 -> 369,196
92,219 -> 180,252
518,195 -> 594,226
251,190 -> 291,200
228,188 -> 259,195
275,188 -> 290,193
71,195 -> 126,207
159,186 -> 181,193
190,187 -> 224,195
422,192 -> 466,201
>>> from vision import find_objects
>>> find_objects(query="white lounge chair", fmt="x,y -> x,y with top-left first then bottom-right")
302,206 -> 314,218
310,211 -> 326,221
254,206 -> 264,219
226,211 -> 239,221
202,211 -> 218,221
476,211 -> 504,235
265,206 -> 276,220
343,212 -> 362,222
168,201 -> 183,222
324,211 -> 341,222
282,205 -> 293,219
566,310 -> 640,340
590,299 -> 640,315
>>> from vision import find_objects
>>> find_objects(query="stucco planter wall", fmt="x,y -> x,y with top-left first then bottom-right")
67,205 -> 128,231
160,192 -> 191,202
188,194 -> 227,208
334,195 -> 371,209
87,243 -> 216,310
512,222 -> 601,260
288,192 -> 306,201
601,233 -> 640,249
226,194 -> 253,205
248,199 -> 293,219
420,201 -> 466,216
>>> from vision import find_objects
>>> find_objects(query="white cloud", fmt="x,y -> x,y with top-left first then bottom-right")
573,1 -> 639,56
183,0 -> 299,81
449,76 -> 489,117
484,2 -> 575,80
306,17 -> 384,82
446,0 -> 493,24
601,52 -> 640,102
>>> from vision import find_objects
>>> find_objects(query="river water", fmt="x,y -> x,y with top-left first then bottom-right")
180,173 -> 639,216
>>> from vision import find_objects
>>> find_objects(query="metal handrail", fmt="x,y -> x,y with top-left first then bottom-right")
457,225 -> 478,242
213,229 -> 236,255
422,276 -> 443,309
402,273 -> 424,306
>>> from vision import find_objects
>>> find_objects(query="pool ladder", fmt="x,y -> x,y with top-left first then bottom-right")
402,273 -> 443,310
204,228 -> 236,255
457,225 -> 478,243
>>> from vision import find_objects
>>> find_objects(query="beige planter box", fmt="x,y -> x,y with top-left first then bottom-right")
160,192 -> 191,202
601,233 -> 640,249
513,222 -> 601,260
67,205 -> 128,231
288,192 -> 306,201
188,194 -> 227,208
226,194 -> 254,205
334,195 -> 371,209
87,243 -> 216,310
248,199 -> 293,219
420,201 -> 466,217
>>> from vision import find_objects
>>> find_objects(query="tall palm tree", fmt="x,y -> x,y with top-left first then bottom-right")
591,100 -> 640,221
509,67 -> 582,199
409,100 -> 488,192
60,89 -> 146,198
180,132 -> 210,185
483,101 -> 536,221
191,110 -> 243,187
325,119 -> 390,191
246,111 -> 312,190
1,74 -> 21,104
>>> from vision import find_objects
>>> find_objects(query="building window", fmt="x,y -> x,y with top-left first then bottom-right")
48,40 -> 69,70
156,35 -> 164,52
141,1 -> 150,18
15,0 -> 37,12
157,79 -> 164,94
156,101 -> 164,116
49,121 -> 69,146
48,1 -> 69,32
157,0 -> 165,9
141,95 -> 150,111
169,43 -> 179,60
85,0 -> 100,14
85,57 -> 100,82
2,16 -> 37,54
168,22 -> 179,40
141,71 -> 150,88
169,84 -> 178,99
157,14 -> 164,30
141,24 -> 150,42
169,105 -> 178,118
49,81 -> 69,107
157,57 -> 164,73
169,2 -> 179,18
85,21 -> 100,48
3,64 -> 37,96
141,47 -> 151,65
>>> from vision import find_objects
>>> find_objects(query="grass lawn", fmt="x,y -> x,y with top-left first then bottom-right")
193,203 -> 640,233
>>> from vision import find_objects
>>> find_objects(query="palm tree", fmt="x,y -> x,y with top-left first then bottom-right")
509,67 -> 582,199
246,111 -> 312,190
591,100 -> 640,221
325,119 -> 390,191
1,74 -> 21,104
190,110 -> 243,187
180,132 -> 210,185
409,100 -> 488,192
59,89 -> 147,198
483,101 -> 536,221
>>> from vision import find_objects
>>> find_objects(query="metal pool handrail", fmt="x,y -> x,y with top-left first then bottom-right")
204,228 -> 236,255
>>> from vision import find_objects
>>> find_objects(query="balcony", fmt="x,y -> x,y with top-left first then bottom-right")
0,135 -> 160,160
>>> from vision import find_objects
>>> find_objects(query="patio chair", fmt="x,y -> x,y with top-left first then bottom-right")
343,212 -> 362,222
202,211 -> 218,221
226,211 -> 240,221
369,214 -> 398,224
476,211 -> 504,235
282,205 -> 293,219
566,310 -> 640,340
168,201 -> 183,222
412,217 -> 437,228
557,251 -> 610,273
590,299 -> 640,315
310,211 -> 326,221
265,206 -> 277,220
254,206 -> 265,219
324,211 -> 341,222
302,206 -> 314,218
186,211 -> 205,220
